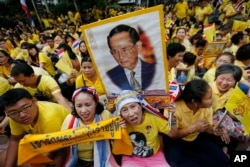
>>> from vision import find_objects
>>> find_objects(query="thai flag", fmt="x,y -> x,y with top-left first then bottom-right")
234,0 -> 244,12
137,94 -> 168,120
71,40 -> 81,50
169,80 -> 181,102
56,48 -> 64,59
20,0 -> 35,27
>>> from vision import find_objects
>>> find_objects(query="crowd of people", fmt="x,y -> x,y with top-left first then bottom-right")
0,0 -> 250,166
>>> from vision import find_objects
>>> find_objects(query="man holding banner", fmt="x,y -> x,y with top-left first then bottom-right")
0,88 -> 70,167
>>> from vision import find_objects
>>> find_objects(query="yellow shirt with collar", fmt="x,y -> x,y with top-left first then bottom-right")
61,110 -> 112,161
235,60 -> 248,80
174,100 -> 213,141
229,44 -> 238,56
203,67 -> 216,84
9,101 -> 69,136
75,74 -> 106,95
210,82 -> 234,112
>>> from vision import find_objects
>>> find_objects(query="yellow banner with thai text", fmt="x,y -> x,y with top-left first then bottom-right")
18,116 -> 132,165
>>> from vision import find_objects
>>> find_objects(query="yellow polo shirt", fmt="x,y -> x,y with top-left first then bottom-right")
203,67 -> 216,84
174,100 -> 213,141
210,82 -> 234,112
75,74 -> 106,95
235,60 -> 248,80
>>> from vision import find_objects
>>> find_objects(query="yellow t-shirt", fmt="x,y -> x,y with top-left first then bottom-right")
42,45 -> 58,54
210,82 -> 234,112
20,39 -> 34,45
126,112 -> 170,157
203,67 -> 216,84
61,110 -> 112,161
38,52 -> 56,76
187,7 -> 195,22
32,33 -> 40,43
9,101 -> 69,135
195,5 -> 213,25
0,77 -> 12,95
173,1 -> 188,19
42,18 -> 52,29
75,74 -> 106,95
223,4 -> 236,24
31,66 -> 50,76
235,60 -> 248,80
174,100 -> 213,141
14,75 -> 61,102
0,65 -> 10,78
229,44 -> 238,56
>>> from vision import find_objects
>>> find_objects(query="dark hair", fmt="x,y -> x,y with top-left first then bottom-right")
183,52 -> 196,66
245,28 -> 250,35
64,33 -> 76,42
71,86 -> 104,117
11,59 -> 28,66
81,56 -> 92,64
195,39 -> 207,48
107,24 -> 140,49
189,33 -> 203,45
57,42 -> 77,60
11,63 -> 34,77
79,40 -> 89,58
216,52 -> 235,63
178,79 -> 210,103
0,50 -> 13,64
236,43 -> 250,61
20,42 -> 31,49
45,36 -> 54,41
27,43 -> 40,63
167,42 -> 186,59
215,64 -> 242,83
231,32 -> 244,45
0,88 -> 33,107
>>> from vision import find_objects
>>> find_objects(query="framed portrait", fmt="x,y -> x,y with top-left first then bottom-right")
80,5 -> 169,110
176,68 -> 189,84
203,41 -> 226,69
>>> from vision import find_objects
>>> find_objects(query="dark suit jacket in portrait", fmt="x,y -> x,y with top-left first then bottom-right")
107,59 -> 155,90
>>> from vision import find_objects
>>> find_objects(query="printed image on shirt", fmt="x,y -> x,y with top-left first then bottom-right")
129,132 -> 153,157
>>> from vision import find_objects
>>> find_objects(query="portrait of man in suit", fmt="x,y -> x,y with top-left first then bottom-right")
106,24 -> 155,91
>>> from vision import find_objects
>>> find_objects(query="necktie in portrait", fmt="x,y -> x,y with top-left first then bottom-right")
130,71 -> 141,91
